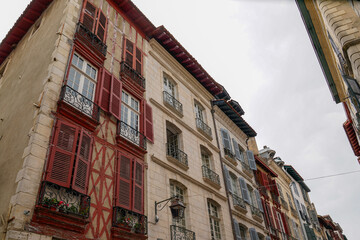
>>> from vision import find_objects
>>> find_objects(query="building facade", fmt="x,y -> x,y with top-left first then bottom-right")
297,0 -> 360,164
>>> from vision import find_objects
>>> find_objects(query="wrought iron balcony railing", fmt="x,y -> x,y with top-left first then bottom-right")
113,206 -> 147,235
117,121 -> 147,150
75,22 -> 107,56
201,165 -> 220,185
241,162 -> 252,172
120,61 -> 146,89
195,118 -> 212,137
37,181 -> 90,218
166,143 -> 188,166
224,148 -> 235,159
250,205 -> 263,219
60,85 -> 100,122
232,194 -> 246,210
170,225 -> 196,240
163,91 -> 183,115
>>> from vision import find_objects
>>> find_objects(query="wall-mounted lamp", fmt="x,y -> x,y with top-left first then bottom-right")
155,195 -> 185,223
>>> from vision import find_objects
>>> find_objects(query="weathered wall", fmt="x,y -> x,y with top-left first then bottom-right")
0,0 -> 74,237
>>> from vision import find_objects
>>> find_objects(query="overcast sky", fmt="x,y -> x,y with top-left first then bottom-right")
1,0 -> 359,239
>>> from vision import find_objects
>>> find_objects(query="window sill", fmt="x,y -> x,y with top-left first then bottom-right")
224,155 -> 238,166
234,204 -> 248,214
167,155 -> 189,171
111,226 -> 148,240
252,213 -> 263,223
163,100 -> 184,118
203,177 -> 221,189
196,126 -> 213,140
31,205 -> 89,234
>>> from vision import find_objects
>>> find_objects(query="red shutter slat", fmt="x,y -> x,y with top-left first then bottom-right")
95,9 -> 107,42
281,212 -> 290,235
132,160 -> 143,213
262,199 -> 270,228
144,101 -> 154,143
110,75 -> 122,120
273,206 -> 281,231
72,130 -> 92,194
266,203 -> 275,229
98,69 -> 112,111
81,0 -> 97,32
46,120 -> 79,188
262,172 -> 270,190
117,153 -> 132,209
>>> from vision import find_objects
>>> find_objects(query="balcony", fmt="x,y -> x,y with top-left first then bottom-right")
59,85 -> 100,122
166,143 -> 188,169
170,225 -> 196,240
117,121 -> 147,150
195,118 -> 212,139
112,206 -> 147,236
232,195 -> 247,213
163,91 -> 183,116
75,22 -> 107,56
120,61 -> 146,89
250,205 -> 263,222
201,165 -> 220,188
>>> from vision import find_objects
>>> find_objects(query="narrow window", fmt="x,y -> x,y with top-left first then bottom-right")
170,182 -> 186,227
208,201 -> 221,239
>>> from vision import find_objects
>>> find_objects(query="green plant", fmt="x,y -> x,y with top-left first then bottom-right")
67,205 -> 78,214
42,197 -> 59,208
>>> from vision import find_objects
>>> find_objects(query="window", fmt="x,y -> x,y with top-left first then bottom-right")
249,228 -> 260,240
201,148 -> 211,169
301,187 -> 309,202
233,218 -> 243,240
194,101 -> 205,121
232,139 -> 243,162
123,39 -> 143,74
45,119 -> 92,194
239,177 -> 250,204
170,182 -> 186,227
166,122 -> 182,159
293,183 -> 299,196
239,224 -> 247,240
277,183 -> 284,199
221,128 -> 234,158
230,173 -> 240,196
68,53 -> 97,101
121,91 -> 140,130
80,0 -> 107,42
287,192 -> 294,209
164,75 -> 176,97
291,219 -> 300,239
116,153 -> 144,214
208,200 -> 221,240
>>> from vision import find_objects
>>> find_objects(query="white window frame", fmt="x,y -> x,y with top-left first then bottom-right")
170,182 -> 186,227
67,53 -> 97,101
121,90 -> 140,131
164,75 -> 176,97
208,201 -> 221,240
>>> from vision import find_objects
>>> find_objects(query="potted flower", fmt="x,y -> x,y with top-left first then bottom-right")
133,222 -> 143,234
58,201 -> 69,213
67,205 -> 78,214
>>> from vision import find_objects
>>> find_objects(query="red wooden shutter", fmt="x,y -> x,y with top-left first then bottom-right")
132,159 -> 144,213
262,172 -> 270,190
281,212 -> 290,235
273,206 -> 281,231
81,0 -> 97,32
116,153 -> 132,209
271,179 -> 280,196
46,120 -> 79,188
124,39 -> 134,67
266,203 -> 275,229
110,76 -> 122,120
95,8 -> 107,42
262,199 -> 270,228
144,101 -> 154,143
135,47 -> 142,74
72,130 -> 93,194
98,69 -> 112,111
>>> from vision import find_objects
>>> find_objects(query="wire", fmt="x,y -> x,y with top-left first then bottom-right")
303,170 -> 360,181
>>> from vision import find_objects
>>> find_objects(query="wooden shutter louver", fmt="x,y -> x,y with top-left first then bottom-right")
246,150 -> 257,170
239,177 -> 250,204
281,212 -> 290,235
223,165 -> 232,193
261,199 -> 270,228
95,9 -> 107,42
98,70 -> 112,111
110,76 -> 122,120
266,202 -> 275,228
82,0 -> 97,32
273,207 -> 281,231
132,160 -> 143,213
249,228 -> 259,240
46,120 -> 79,188
117,154 -> 131,209
232,138 -> 241,161
144,101 -> 154,143
72,130 -> 92,194
221,129 -> 232,152
254,189 -> 263,212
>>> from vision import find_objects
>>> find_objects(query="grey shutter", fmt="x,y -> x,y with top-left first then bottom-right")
232,138 -> 241,160
249,228 -> 259,240
221,128 -> 232,152
233,218 -> 242,240
254,189 -> 263,212
239,177 -> 250,204
265,237 -> 271,240
246,150 -> 257,170
223,165 -> 233,194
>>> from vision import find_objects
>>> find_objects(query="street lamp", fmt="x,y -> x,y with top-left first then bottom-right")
155,195 -> 185,223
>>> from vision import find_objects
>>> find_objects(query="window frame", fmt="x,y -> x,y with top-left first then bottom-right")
123,38 -> 143,75
208,200 -> 222,240
170,181 -> 186,227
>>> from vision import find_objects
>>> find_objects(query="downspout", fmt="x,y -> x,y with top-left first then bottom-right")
211,101 -> 237,240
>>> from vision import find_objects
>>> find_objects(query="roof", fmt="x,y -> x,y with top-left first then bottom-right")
284,165 -> 311,192
0,0 -> 53,65
255,155 -> 277,177
295,0 -> 344,103
150,26 -> 223,96
213,99 -> 256,137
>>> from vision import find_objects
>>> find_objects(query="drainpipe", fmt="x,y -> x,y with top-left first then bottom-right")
211,101 -> 237,240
